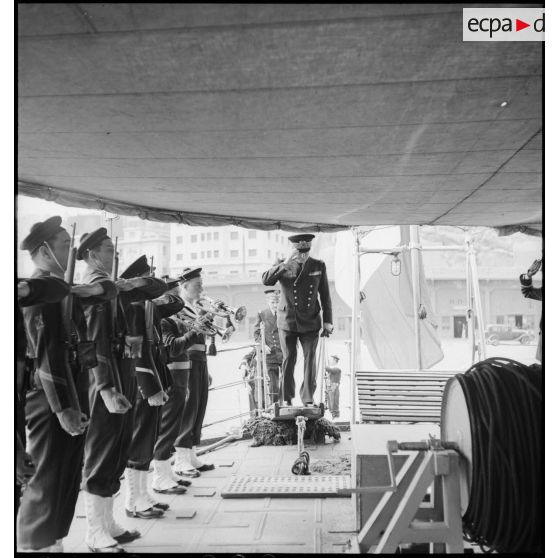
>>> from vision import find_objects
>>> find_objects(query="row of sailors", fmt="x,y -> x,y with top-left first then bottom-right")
16,217 -> 216,553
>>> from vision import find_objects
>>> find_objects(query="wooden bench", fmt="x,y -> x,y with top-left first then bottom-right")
356,370 -> 457,423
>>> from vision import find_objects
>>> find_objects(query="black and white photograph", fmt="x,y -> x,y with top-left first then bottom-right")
16,3 -> 543,554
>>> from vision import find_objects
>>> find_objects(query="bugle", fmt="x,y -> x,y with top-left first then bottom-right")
197,295 -> 247,322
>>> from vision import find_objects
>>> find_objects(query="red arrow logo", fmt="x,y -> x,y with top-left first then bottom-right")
516,18 -> 530,31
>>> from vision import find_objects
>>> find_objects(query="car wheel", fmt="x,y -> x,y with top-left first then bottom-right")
520,335 -> 534,345
487,335 -> 499,346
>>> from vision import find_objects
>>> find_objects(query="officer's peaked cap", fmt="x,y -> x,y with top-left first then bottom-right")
120,255 -> 153,279
288,233 -> 315,243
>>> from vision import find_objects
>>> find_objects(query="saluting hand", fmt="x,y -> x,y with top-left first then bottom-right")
56,408 -> 89,436
100,387 -> 132,414
147,390 -> 166,407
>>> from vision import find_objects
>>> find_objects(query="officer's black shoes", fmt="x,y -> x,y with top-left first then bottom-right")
87,543 -> 126,553
153,484 -> 188,495
285,400 -> 293,406
177,479 -> 191,487
114,529 -> 141,543
196,463 -> 215,472
125,507 -> 164,519
152,501 -> 170,511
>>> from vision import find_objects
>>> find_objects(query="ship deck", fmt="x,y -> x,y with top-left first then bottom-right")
64,432 -> 357,554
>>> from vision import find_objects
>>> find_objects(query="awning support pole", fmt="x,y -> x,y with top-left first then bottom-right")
350,228 -> 361,425
468,240 -> 487,361
409,225 -> 423,371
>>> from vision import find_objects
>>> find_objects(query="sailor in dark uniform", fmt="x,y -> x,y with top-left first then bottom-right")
262,234 -> 333,406
78,228 -> 167,552
17,217 -> 114,552
120,256 -> 173,519
254,288 -> 283,403
169,268 -> 215,476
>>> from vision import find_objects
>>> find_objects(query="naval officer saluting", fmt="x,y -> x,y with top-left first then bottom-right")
262,234 -> 333,406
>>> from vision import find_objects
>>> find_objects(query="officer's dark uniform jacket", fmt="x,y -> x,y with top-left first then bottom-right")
254,307 -> 283,364
262,257 -> 333,332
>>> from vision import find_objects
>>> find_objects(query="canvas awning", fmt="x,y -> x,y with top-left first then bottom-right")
18,3 -> 542,232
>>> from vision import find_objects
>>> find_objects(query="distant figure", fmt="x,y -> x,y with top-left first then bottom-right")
325,355 -> 342,419
239,348 -> 263,418
520,258 -> 543,362
254,288 -> 283,403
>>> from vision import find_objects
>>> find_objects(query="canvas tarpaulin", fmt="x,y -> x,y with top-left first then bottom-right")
334,227 -> 444,370
18,3 -> 542,231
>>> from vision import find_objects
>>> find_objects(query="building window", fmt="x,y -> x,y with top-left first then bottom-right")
248,269 -> 257,278
208,271 -> 218,276
441,316 -> 451,330
176,236 -> 183,244
230,270 -> 239,275
230,250 -> 239,258
191,253 -> 197,260
268,250 -> 271,259
214,250 -> 219,258
248,230 -> 257,239
496,315 -> 504,324
177,254 -> 183,261
337,317 -> 346,331
201,233 -> 205,241
207,251 -> 212,258
231,231 -> 239,240
191,235 -> 197,243
248,249 -> 257,257
213,232 -> 219,240
162,246 -> 167,256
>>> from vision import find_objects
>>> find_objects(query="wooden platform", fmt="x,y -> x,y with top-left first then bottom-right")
356,370 -> 456,423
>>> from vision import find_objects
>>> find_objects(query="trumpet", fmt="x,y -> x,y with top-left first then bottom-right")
197,295 -> 247,323
179,306 -> 235,343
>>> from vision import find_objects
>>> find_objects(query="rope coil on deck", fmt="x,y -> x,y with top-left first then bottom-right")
454,358 -> 542,554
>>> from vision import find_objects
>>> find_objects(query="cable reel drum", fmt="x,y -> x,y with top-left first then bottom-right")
440,376 -> 473,514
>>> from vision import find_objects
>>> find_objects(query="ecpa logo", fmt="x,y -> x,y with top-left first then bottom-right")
463,8 -> 544,41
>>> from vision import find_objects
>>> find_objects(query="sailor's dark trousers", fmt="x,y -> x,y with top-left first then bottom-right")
82,358 -> 136,497
17,389 -> 85,550
153,366 -> 189,461
175,354 -> 209,449
127,392 -> 161,470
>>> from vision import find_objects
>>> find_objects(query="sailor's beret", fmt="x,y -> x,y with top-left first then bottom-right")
120,255 -> 153,279
20,216 -> 65,253
77,228 -> 111,260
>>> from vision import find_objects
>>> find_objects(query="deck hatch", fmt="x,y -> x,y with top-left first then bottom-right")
221,475 -> 352,498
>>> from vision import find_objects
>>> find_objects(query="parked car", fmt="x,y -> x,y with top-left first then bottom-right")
485,324 -> 536,346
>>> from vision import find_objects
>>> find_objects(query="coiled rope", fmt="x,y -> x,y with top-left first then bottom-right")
454,358 -> 542,553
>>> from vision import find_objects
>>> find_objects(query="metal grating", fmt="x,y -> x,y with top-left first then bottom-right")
221,475 -> 352,498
